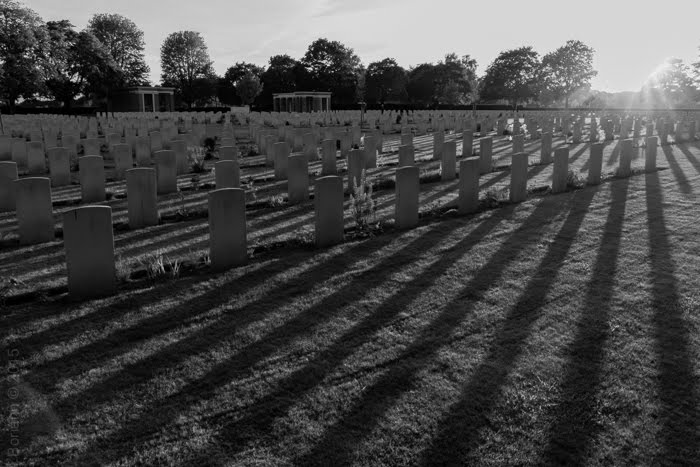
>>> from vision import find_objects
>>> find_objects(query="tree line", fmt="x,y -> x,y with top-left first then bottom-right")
2,0 -> 699,113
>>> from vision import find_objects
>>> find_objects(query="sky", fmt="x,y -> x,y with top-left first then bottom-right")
28,0 -> 700,93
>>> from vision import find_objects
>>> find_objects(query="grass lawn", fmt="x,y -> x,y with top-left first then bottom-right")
2,132 -> 700,466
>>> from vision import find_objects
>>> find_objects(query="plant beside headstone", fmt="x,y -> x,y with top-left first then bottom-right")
188,147 -> 208,173
203,137 -> 216,157
350,169 -> 375,232
566,169 -> 586,189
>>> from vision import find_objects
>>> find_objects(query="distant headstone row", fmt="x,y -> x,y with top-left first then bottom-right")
2,105 -> 692,301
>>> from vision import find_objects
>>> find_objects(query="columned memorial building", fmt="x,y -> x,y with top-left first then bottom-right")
110,86 -> 176,112
273,91 -> 331,112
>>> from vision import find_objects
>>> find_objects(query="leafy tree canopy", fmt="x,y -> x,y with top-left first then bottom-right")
539,40 -> 597,108
160,30 -> 213,108
481,46 -> 540,107
87,13 -> 150,86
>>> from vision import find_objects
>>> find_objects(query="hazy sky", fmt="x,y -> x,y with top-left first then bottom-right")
29,0 -> 700,92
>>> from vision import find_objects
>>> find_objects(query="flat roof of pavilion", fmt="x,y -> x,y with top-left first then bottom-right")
117,86 -> 176,93
273,91 -> 331,97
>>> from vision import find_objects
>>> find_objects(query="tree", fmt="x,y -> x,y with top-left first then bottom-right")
355,64 -> 366,103
190,74 -> 218,107
406,63 -> 438,107
433,53 -> 478,105
0,0 -> 46,112
302,38 -> 362,106
641,58 -> 697,107
160,31 -> 213,108
692,46 -> 700,91
236,71 -> 263,105
365,58 -> 407,105
87,13 -> 149,87
224,61 -> 264,84
41,20 -> 119,108
258,54 -> 309,106
480,46 -> 540,107
219,61 -> 265,105
539,40 -> 597,108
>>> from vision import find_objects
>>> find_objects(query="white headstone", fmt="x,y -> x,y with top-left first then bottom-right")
208,188 -> 247,271
458,158 -> 480,214
288,154 -> 309,204
214,160 -> 240,188
154,150 -> 177,194
395,166 -> 419,229
15,177 -> 54,244
47,147 -> 71,186
315,176 -> 344,247
0,161 -> 18,212
126,168 -> 159,228
63,206 -> 116,299
79,155 -> 106,202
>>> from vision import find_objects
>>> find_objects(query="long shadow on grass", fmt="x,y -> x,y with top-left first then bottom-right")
568,142 -> 591,166
32,229 -> 422,464
606,140 -> 622,167
297,189 -> 589,465
418,179 -> 460,207
676,144 -> 700,177
539,178 -> 630,464
4,221 -> 212,287
16,235 -> 392,397
644,170 -> 700,464
479,170 -> 509,190
186,207 -> 515,465
0,214 -> 207,276
416,185 -> 599,465
661,145 -> 692,194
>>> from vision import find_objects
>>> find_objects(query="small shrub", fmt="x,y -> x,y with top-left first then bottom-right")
0,277 -> 25,305
190,174 -> 201,191
188,147 -> 208,173
138,250 -> 182,281
247,147 -> 258,157
269,194 -> 286,208
566,169 -> 586,189
483,188 -> 509,209
203,137 -> 216,154
141,250 -> 167,280
170,258 -> 181,279
350,169 -> 375,231
245,178 -> 258,201
115,256 -> 131,283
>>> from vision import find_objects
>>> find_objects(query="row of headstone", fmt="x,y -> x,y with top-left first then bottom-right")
10,134 -> 661,301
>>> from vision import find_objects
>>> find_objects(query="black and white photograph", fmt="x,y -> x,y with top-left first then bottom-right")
2,0 -> 700,465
